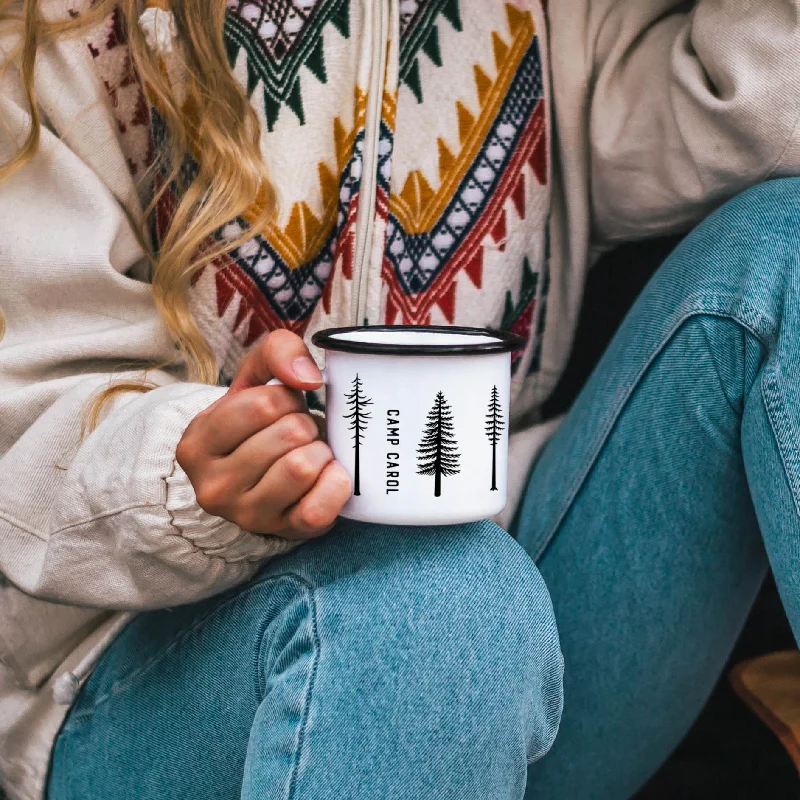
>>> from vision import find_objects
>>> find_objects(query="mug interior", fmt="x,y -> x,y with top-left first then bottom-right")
333,329 -> 492,346
312,325 -> 524,356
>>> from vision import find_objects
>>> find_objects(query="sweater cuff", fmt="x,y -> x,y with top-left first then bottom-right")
164,453 -> 296,565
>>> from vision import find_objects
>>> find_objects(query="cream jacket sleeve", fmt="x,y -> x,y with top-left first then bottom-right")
0,37 -> 291,611
550,0 -> 800,245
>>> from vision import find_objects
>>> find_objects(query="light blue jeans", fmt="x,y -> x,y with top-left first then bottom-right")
50,178 -> 800,799
48,522 -> 562,799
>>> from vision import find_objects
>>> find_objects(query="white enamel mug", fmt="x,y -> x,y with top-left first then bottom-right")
272,326 -> 524,526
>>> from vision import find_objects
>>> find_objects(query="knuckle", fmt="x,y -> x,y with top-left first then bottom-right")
252,393 -> 278,423
328,467 -> 353,499
261,329 -> 281,350
284,450 -> 318,483
264,329 -> 299,360
313,441 -> 334,461
281,414 -> 317,449
176,435 -> 200,469
195,479 -> 229,516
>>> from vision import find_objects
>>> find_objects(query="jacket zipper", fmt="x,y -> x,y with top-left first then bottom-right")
351,0 -> 389,327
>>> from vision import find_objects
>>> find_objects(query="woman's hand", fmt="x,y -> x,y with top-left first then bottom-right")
177,330 -> 351,540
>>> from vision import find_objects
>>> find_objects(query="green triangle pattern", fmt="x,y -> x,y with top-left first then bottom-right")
330,1 -> 351,38
225,36 -> 241,70
405,57 -> 424,104
502,257 -> 539,330
224,0 -> 350,131
305,35 -> 328,84
421,22 -> 442,67
287,79 -> 306,126
440,0 -> 462,32
400,0 -> 462,104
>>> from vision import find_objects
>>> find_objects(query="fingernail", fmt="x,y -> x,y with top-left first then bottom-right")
292,356 -> 322,383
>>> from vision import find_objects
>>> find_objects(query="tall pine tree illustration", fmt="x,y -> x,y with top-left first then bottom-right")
343,374 -> 372,496
417,391 -> 461,497
485,385 -> 505,491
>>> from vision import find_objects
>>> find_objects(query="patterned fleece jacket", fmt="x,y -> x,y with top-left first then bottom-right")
1,0 -> 800,797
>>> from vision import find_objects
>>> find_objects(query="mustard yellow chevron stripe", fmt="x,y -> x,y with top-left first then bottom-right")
243,88 -> 368,270
390,4 -> 535,234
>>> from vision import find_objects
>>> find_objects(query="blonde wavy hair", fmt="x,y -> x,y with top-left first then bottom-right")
0,0 -> 275,430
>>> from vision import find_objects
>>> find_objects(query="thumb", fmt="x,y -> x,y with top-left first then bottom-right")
228,329 -> 323,395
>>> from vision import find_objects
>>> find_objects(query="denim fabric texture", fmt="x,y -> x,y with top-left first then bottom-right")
48,522 -> 562,799
520,178 -> 800,798
50,179 -> 800,799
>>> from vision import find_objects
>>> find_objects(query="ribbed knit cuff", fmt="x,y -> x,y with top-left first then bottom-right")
165,459 -> 296,564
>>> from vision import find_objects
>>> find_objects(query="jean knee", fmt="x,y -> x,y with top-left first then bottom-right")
465,521 -> 564,761
475,523 -> 564,763
682,178 -> 800,285
453,520 -> 560,639
383,519 -> 564,762
284,519 -> 564,761
329,518 -> 560,645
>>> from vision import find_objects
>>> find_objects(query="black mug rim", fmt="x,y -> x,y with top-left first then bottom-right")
311,325 -> 526,357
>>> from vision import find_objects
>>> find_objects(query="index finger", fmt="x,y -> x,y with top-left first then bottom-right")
229,330 -> 323,395
198,384 -> 308,455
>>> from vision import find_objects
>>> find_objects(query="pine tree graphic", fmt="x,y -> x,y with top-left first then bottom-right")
417,391 -> 461,497
485,385 -> 505,491
343,374 -> 373,496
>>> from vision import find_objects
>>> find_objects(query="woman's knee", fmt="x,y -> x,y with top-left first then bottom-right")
616,178 -> 800,365
675,178 -> 800,291
270,519 -> 563,761
284,518 -> 559,638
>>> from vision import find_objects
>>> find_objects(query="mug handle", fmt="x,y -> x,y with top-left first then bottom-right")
266,368 -> 329,388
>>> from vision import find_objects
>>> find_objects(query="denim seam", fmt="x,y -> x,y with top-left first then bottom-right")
251,576 -> 316,700
535,297 -> 774,560
761,364 -> 800,521
696,321 -> 741,417
249,575 -> 320,800
286,586 -> 321,800
525,618 -> 564,765
64,571 -> 319,724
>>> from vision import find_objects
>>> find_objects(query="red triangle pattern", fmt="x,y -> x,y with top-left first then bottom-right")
529,108 -> 547,185
322,191 -> 360,314
511,173 -> 526,219
385,293 -> 399,325
233,292 -> 251,330
208,256 -> 307,355
491,212 -> 507,251
106,8 -> 125,50
437,280 -> 458,323
215,270 -> 236,317
245,313 -> 269,347
464,249 -> 483,289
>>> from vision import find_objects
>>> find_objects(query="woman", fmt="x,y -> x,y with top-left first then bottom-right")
1,1 -> 799,798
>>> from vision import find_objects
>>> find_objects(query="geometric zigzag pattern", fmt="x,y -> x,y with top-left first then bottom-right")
219,130 -> 364,327
224,0 -> 351,130
144,1 -> 550,380
383,5 -> 546,328
399,0 -> 462,103
388,38 -> 544,294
